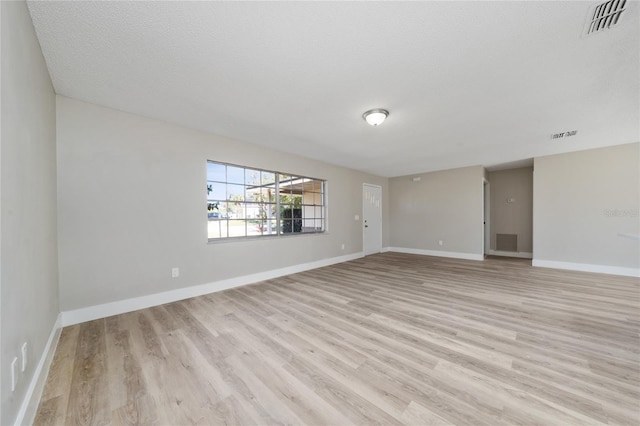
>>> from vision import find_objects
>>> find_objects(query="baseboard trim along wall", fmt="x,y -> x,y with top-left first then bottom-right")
532,259 -> 640,277
489,250 -> 533,259
15,313 -> 63,426
384,247 -> 484,261
61,252 -> 364,327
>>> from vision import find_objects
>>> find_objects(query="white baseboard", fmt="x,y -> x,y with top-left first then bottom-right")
14,313 -> 62,426
532,259 -> 640,277
385,247 -> 484,261
61,252 -> 364,327
488,250 -> 533,259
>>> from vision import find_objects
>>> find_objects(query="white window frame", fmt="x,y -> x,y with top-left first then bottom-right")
206,161 -> 326,241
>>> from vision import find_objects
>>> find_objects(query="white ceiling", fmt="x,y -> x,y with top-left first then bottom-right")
27,1 -> 639,177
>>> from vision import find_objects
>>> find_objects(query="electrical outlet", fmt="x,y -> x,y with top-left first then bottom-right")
21,342 -> 27,372
341,243 -> 345,250
10,357 -> 18,392
171,267 -> 179,278
438,240 -> 444,246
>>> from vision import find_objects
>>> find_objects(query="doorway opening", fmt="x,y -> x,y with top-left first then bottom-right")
485,162 -> 534,260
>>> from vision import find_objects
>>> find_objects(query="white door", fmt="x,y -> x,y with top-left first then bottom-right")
363,184 -> 382,255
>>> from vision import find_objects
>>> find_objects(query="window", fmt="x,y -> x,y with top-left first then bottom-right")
207,161 -> 325,240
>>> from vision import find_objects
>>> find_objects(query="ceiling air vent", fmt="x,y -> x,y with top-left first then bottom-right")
585,0 -> 627,35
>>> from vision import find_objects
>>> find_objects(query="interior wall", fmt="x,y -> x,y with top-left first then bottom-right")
1,1 -> 59,424
56,96 -> 389,312
389,166 -> 484,256
533,143 -> 639,272
488,167 -> 533,253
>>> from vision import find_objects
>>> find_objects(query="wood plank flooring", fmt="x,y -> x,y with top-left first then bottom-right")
35,253 -> 640,425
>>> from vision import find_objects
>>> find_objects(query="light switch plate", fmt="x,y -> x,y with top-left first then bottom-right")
21,343 -> 27,372
11,357 -> 18,392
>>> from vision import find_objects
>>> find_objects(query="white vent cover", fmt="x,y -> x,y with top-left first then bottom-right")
585,0 -> 627,35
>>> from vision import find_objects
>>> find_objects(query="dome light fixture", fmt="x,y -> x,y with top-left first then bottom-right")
362,108 -> 389,126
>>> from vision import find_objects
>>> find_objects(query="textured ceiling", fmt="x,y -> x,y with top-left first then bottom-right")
27,1 -> 639,177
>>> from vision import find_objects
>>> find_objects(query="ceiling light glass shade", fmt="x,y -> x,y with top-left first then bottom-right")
363,109 -> 389,126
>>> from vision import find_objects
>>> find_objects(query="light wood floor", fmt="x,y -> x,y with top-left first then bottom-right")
35,253 -> 640,425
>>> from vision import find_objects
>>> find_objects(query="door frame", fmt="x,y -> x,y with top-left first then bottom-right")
483,178 -> 490,257
362,183 -> 382,256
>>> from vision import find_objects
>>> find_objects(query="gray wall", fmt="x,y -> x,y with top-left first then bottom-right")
1,1 -> 59,424
389,166 -> 484,255
57,96 -> 389,311
488,167 -> 533,253
533,143 -> 639,269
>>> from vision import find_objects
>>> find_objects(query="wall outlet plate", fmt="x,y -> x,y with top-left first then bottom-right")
171,267 -> 179,278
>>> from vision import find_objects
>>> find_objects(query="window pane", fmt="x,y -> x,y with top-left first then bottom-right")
302,191 -> 313,205
208,219 -> 228,239
227,166 -> 244,184
249,222 -> 261,237
262,171 -> 275,185
279,174 -> 290,182
208,200 -> 226,215
302,205 -> 313,231
301,218 -> 323,232
225,200 -> 241,219
207,182 -> 225,201
281,205 -> 292,218
245,186 -> 260,202
279,191 -> 292,204
261,203 -> 276,219
261,187 -> 277,202
228,220 -> 247,237
255,220 -> 277,236
215,202 -> 228,219
207,162 -> 226,182
245,203 -> 263,220
311,192 -> 321,205
288,177 -> 302,193
232,203 -> 245,219
245,169 -> 261,186
207,201 -> 220,215
263,220 -> 278,235
227,184 -> 245,201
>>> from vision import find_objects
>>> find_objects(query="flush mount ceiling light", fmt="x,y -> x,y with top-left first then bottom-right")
362,108 -> 389,126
